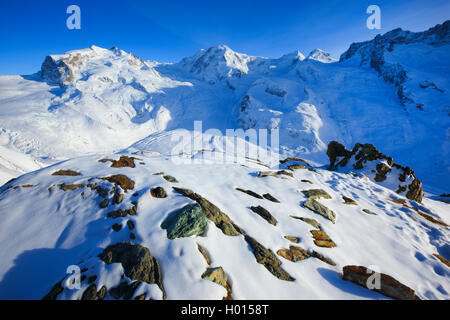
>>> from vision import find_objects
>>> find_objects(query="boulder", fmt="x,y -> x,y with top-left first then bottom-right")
161,203 -> 208,239
236,188 -> 263,199
52,170 -> 80,176
277,246 -> 310,262
99,156 -> 136,168
163,175 -> 178,183
310,230 -> 336,248
302,199 -> 336,224
291,216 -> 322,230
284,236 -> 299,243
101,175 -> 135,192
150,186 -> 167,198
263,193 -> 280,203
201,267 -> 228,288
301,189 -> 332,200
250,206 -> 277,225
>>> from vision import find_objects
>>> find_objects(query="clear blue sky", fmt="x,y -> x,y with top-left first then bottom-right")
0,0 -> 449,75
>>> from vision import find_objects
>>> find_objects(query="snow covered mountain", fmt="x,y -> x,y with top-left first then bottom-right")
0,21 -> 449,300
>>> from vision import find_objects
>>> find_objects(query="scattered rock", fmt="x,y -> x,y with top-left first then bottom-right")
109,281 -> 141,300
81,284 -> 98,300
197,243 -> 211,265
42,281 -> 64,300
284,236 -> 299,243
99,199 -> 109,208
301,189 -> 332,200
236,188 -> 263,199
405,179 -> 424,204
87,275 -> 97,284
244,235 -> 295,281
362,209 -> 376,215
153,172 -> 164,175
342,265 -> 420,300
99,155 -> 136,168
52,170 -> 80,176
127,220 -> 135,230
173,187 -> 243,236
280,157 -> 313,167
311,251 -> 336,266
343,196 -> 357,205
101,175 -> 135,192
163,175 -> 178,183
263,193 -> 280,203
107,206 -> 137,218
58,183 -> 84,191
161,203 -> 208,240
277,245 -> 310,262
291,216 -> 322,230
98,242 -> 165,298
433,254 -> 450,268
112,191 -> 124,204
287,164 -> 307,170
130,232 -> 136,240
301,179 -> 313,184
250,206 -> 278,225
310,230 -> 336,248
277,170 -> 293,177
201,267 -> 228,288
302,199 -> 336,224
257,171 -> 278,178
150,186 -> 167,198
134,293 -> 146,300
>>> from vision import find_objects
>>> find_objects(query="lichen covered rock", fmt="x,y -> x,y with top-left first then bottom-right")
161,203 -> 208,239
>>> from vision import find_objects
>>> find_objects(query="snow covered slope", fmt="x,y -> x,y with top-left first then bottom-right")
0,145 -> 448,300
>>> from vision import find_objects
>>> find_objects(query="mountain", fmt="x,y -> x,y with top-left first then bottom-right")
0,22 -> 449,300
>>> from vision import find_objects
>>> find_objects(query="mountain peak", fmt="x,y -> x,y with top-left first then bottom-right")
306,49 -> 337,63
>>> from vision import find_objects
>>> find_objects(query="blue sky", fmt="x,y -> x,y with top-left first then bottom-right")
0,0 -> 449,75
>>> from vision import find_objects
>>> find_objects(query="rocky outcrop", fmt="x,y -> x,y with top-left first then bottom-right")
99,156 -> 136,168
201,267 -> 232,300
326,141 -> 424,203
98,242 -> 165,298
244,235 -> 295,281
250,206 -> 277,225
291,216 -> 322,230
52,170 -> 80,176
342,265 -> 420,300
342,196 -> 357,205
197,244 -> 211,265
107,205 -> 137,218
163,175 -> 178,183
41,55 -> 74,86
284,236 -> 299,243
302,189 -> 331,200
101,175 -> 135,192
302,199 -> 336,224
310,230 -> 336,248
150,186 -> 167,198
161,203 -> 208,239
263,193 -> 280,203
277,245 -> 310,262
236,188 -> 263,199
173,187 -> 243,236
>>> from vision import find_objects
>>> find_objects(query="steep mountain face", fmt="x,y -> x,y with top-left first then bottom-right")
307,49 -> 338,63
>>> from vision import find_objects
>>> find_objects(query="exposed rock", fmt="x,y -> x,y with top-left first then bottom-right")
99,155 -> 136,168
250,206 -> 277,225
301,179 -> 313,184
112,191 -> 124,204
263,193 -> 280,203
310,230 -> 336,248
375,163 -> 391,182
134,293 -> 146,300
99,199 -> 109,208
284,236 -> 299,243
301,189 -> 332,200
97,286 -> 107,300
197,243 -> 211,265
150,186 -> 167,198
81,284 -> 98,300
311,251 -> 336,266
277,245 -> 310,262
287,164 -> 307,170
244,235 -> 295,281
201,267 -> 228,288
163,175 -> 178,183
42,281 -> 64,300
280,157 -> 313,167
257,171 -> 278,178
343,196 -> 357,205
236,188 -> 263,199
52,170 -> 80,176
362,209 -> 376,215
130,232 -> 136,240
58,183 -> 84,191
405,179 -> 424,204
277,170 -> 293,177
161,203 -> 208,240
342,265 -> 420,300
112,223 -> 122,232
173,187 -> 243,236
87,275 -> 97,284
107,206 -> 137,218
302,199 -> 336,224
326,141 -> 350,169
433,254 -> 450,268
101,175 -> 135,192
109,281 -> 141,300
98,242 -> 165,298
291,216 -> 322,230
153,172 -> 164,175
127,220 -> 135,230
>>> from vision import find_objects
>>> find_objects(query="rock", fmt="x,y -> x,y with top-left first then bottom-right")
301,179 -> 313,184
173,187 -> 243,236
81,284 -> 98,300
97,286 -> 107,300
280,157 -> 313,167
375,163 -> 391,182
58,183 -> 84,191
277,170 -> 293,177
52,170 -> 80,176
311,251 -> 336,266
326,141 -> 350,169
161,203 -> 208,239
236,188 -> 263,199
244,235 -> 295,281
342,196 -> 357,205
197,243 -> 211,265
257,171 -> 278,178
112,191 -> 124,204
127,220 -> 135,230
109,281 -> 141,300
433,254 -> 450,268
99,155 -> 136,168
130,232 -> 136,240
42,281 -> 64,300
362,209 -> 376,215
98,242 -> 165,297
250,206 -> 277,225
134,294 -> 146,300
290,216 -> 322,230
201,267 -> 228,288
287,164 -> 307,170
87,275 -> 97,284
310,230 -> 336,248
342,265 -> 420,300
302,199 -> 336,224
150,186 -> 167,198
107,206 -> 137,218
263,193 -> 280,203
101,175 -> 135,192
153,172 -> 164,175
112,223 -> 122,232
284,236 -> 299,243
277,246 -> 310,262
163,175 -> 178,183
301,189 -> 332,200
405,178 -> 424,203
99,199 -> 109,208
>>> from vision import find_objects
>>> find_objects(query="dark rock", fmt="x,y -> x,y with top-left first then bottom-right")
42,281 -> 64,300
236,188 -> 263,199
52,170 -> 80,176
127,220 -> 135,230
150,186 -> 167,198
244,235 -> 295,281
327,141 -> 350,169
405,178 -> 424,203
112,223 -> 122,232
163,175 -> 178,183
130,232 -> 136,240
301,179 -> 313,184
172,187 -> 243,236
112,191 -> 124,204
302,199 -> 336,223
342,265 -> 420,300
87,275 -> 97,284
97,286 -> 107,300
98,242 -> 165,297
101,175 -> 135,192
263,193 -> 280,203
311,251 -> 336,266
301,189 -> 331,200
99,198 -> 109,208
109,281 -> 141,300
284,236 -> 299,243
291,216 -> 322,229
161,203 -> 208,239
81,284 -> 98,300
362,208 -> 376,215
107,206 -> 137,218
250,206 -> 277,225
197,243 -> 211,265
342,196 -> 357,205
